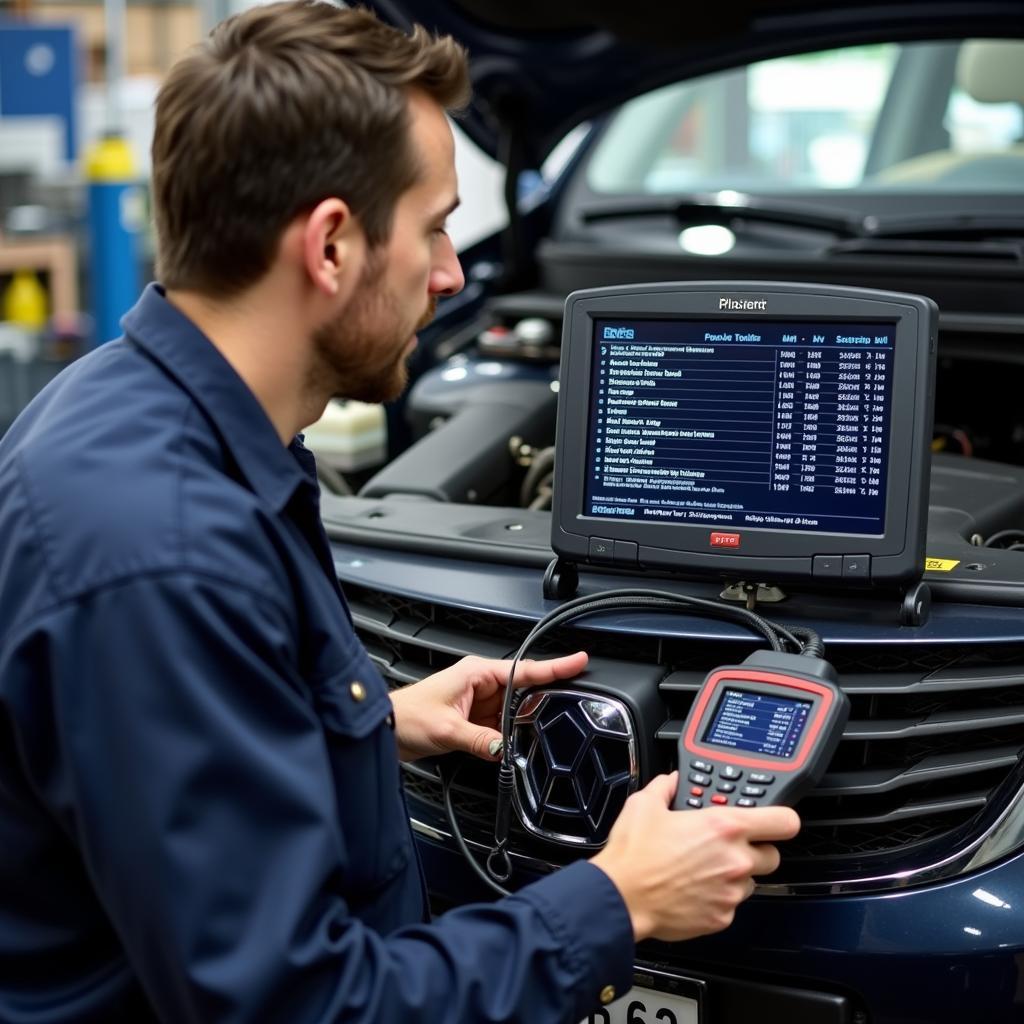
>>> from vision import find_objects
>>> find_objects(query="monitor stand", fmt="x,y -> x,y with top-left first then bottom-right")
541,555 -> 931,626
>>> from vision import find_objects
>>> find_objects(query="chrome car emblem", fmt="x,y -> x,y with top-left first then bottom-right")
511,689 -> 638,847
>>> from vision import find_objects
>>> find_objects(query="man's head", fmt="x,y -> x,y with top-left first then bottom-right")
151,1 -> 469,299
308,87 -> 464,402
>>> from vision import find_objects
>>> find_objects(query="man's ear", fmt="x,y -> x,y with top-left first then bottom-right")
302,197 -> 365,301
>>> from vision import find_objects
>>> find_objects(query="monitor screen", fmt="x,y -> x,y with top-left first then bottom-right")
585,318 -> 895,536
551,282 -> 936,588
702,687 -> 813,759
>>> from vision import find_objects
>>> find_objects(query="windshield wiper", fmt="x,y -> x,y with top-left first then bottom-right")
578,194 -> 865,238
585,193 -> 1024,239
578,197 -> 1024,253
862,213 -> 1024,241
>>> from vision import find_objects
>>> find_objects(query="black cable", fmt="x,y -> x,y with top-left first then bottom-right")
774,623 -> 825,658
440,759 -> 512,899
758,616 -> 803,655
498,587 -> 805,744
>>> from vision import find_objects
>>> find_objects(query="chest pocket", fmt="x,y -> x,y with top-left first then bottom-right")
310,647 -> 412,899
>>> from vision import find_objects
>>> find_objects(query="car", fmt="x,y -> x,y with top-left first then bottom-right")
320,3 -> 1024,1022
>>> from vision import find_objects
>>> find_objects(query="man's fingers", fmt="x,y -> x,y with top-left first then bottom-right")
750,843 -> 781,877
731,806 -> 801,842
638,771 -> 678,808
508,652 -> 588,687
459,723 -> 504,760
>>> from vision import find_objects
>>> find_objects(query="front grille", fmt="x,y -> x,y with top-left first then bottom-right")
347,582 -> 1024,883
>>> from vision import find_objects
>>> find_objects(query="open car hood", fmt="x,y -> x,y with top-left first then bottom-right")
363,1 -> 1023,165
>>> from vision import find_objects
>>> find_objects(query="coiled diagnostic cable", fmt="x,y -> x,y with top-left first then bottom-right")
439,586 -> 822,898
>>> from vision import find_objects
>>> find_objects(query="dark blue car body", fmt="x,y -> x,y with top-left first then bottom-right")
325,3 -> 1024,1020
325,534 -> 1024,1022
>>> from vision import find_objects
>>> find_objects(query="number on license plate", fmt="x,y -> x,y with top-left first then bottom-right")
580,986 -> 700,1024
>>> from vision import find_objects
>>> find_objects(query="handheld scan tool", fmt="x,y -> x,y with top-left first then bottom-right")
673,650 -> 850,810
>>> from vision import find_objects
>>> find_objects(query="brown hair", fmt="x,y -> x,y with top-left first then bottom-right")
151,1 -> 469,295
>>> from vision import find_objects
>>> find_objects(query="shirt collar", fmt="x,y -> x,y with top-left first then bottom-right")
121,283 -> 310,512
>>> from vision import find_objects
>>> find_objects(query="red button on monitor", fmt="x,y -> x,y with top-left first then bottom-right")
710,532 -> 740,548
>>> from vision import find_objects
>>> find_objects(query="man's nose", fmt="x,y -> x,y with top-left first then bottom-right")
429,234 -> 465,297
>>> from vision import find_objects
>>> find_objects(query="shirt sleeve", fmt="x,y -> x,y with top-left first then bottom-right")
26,571 -> 634,1023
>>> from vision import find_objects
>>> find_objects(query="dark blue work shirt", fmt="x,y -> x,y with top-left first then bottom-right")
0,285 -> 633,1023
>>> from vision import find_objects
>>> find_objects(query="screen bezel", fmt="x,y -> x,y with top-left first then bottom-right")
551,281 -> 936,586
684,670 -> 834,770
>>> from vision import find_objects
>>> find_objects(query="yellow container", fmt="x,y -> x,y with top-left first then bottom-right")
3,269 -> 48,330
85,135 -> 136,182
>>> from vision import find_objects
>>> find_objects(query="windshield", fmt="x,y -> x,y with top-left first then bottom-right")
587,40 -> 1024,195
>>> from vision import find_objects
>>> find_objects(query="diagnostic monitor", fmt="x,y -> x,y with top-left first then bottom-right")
673,651 -> 850,810
551,281 -> 937,586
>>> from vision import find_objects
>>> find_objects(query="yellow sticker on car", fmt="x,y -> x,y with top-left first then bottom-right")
925,558 -> 960,572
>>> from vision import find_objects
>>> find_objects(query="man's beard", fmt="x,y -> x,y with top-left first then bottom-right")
311,257 -> 436,405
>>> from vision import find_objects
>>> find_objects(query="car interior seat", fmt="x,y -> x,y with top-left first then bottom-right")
872,38 -> 1024,187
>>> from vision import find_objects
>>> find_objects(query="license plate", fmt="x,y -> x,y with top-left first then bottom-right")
580,984 -> 700,1024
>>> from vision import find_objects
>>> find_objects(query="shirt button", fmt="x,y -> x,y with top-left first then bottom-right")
350,681 -> 367,702
600,985 -> 616,1005
386,713 -> 395,729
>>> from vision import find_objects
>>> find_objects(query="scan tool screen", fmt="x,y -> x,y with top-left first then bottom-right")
702,688 -> 813,759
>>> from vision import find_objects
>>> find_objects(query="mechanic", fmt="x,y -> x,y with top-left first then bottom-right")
0,3 -> 800,1021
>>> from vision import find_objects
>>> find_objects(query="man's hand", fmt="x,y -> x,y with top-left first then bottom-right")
591,772 -> 800,943
389,652 -> 589,762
